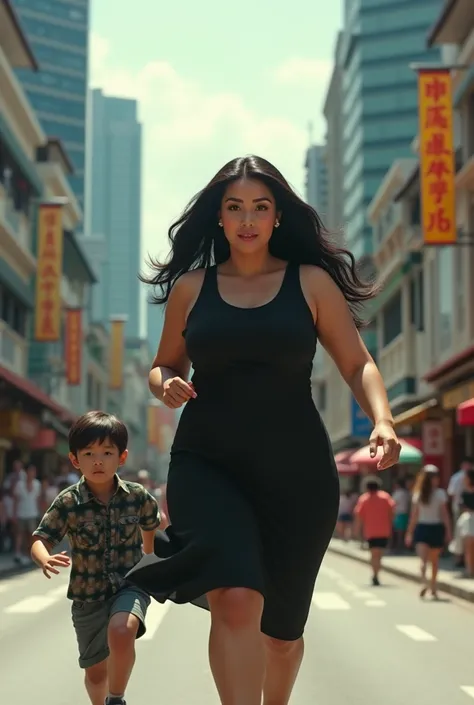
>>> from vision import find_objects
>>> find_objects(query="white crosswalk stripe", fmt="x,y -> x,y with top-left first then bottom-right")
396,625 -> 437,642
312,592 -> 351,610
461,686 -> 474,699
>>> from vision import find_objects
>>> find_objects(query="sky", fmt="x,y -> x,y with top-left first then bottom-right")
89,0 -> 343,332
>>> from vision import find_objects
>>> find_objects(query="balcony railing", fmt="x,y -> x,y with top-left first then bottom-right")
378,335 -> 406,390
0,321 -> 27,376
0,184 -> 34,260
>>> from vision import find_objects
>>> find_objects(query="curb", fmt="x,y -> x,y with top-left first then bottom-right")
328,544 -> 474,604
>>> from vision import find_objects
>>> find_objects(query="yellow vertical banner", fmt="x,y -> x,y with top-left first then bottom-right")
35,204 -> 63,341
418,69 -> 457,245
65,308 -> 82,386
109,319 -> 125,389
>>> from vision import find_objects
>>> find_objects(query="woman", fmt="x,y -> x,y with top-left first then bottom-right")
337,490 -> 357,541
127,155 -> 401,705
406,464 -> 452,599
454,468 -> 474,577
391,478 -> 410,552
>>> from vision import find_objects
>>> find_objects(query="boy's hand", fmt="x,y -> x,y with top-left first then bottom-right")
41,551 -> 71,578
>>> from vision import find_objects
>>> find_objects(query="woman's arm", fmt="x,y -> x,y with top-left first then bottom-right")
148,271 -> 203,402
440,500 -> 452,544
302,266 -> 400,468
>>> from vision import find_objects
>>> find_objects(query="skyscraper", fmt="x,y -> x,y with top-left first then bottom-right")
11,0 -> 89,213
86,89 -> 142,338
304,144 -> 327,216
341,0 -> 443,263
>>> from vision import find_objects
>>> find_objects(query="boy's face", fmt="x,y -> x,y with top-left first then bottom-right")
69,439 -> 127,485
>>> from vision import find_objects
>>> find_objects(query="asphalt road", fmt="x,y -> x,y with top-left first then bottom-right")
1,552 -> 473,704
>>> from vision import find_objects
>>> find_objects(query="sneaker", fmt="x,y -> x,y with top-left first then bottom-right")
105,698 -> 126,705
372,575 -> 380,586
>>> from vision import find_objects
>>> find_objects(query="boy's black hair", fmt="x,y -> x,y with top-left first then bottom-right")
68,411 -> 128,456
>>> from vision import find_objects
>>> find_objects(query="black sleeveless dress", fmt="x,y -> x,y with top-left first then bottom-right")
127,263 -> 340,641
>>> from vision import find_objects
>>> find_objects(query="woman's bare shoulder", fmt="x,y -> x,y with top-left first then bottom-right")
171,268 -> 207,299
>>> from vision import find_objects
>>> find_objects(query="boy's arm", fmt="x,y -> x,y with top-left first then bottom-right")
139,489 -> 161,554
31,497 -> 69,572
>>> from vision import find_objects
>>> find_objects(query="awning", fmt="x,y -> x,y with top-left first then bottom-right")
392,399 -> 438,428
334,449 -> 359,476
457,398 -> 474,427
350,439 -> 423,469
0,364 -> 74,423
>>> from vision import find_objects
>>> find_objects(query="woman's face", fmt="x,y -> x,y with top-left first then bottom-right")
219,178 -> 280,254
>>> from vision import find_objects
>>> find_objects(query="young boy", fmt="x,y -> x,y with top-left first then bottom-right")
31,410 -> 161,705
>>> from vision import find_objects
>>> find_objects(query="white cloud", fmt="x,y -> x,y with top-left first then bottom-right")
89,35 -> 331,334
273,58 -> 332,87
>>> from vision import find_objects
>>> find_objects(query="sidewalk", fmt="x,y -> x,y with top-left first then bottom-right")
328,538 -> 474,603
0,538 -> 70,580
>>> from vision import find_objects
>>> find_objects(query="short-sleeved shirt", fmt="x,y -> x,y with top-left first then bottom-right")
354,491 -> 395,540
33,475 -> 161,602
412,488 -> 447,524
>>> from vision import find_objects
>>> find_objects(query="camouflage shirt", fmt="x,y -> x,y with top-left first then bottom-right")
33,475 -> 160,602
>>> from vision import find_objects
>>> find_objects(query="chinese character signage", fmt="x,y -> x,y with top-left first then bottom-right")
418,69 -> 456,245
34,204 -> 63,341
109,318 -> 125,389
65,308 -> 82,386
422,420 -> 444,456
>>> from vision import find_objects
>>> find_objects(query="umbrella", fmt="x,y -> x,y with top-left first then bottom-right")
350,439 -> 423,469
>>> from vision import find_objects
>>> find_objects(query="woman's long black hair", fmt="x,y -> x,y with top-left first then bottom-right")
141,155 -> 377,328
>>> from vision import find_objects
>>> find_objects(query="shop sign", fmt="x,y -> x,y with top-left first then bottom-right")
418,69 -> 456,245
442,379 -> 474,409
0,410 -> 40,441
34,204 -> 64,341
422,420 -> 444,456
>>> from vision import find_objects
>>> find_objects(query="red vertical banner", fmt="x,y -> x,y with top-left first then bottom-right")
35,204 -> 63,341
65,308 -> 82,385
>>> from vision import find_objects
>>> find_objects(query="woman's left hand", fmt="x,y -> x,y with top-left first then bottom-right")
369,421 -> 401,470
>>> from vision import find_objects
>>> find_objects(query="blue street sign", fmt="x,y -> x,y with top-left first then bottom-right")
350,396 -> 372,438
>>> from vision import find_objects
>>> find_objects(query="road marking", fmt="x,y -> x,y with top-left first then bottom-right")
396,625 -> 437,642
140,600 -> 171,641
461,686 -> 474,699
312,592 -> 351,610
4,595 -> 58,614
47,585 -> 68,599
337,580 -> 358,592
365,599 -> 386,607
319,566 -> 341,579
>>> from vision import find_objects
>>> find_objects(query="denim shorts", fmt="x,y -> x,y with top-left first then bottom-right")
71,585 -> 150,669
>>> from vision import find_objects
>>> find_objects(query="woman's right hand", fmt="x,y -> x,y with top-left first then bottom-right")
162,377 -> 197,409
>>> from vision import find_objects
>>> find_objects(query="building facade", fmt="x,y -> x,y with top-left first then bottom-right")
361,0 -> 474,485
341,0 -> 443,263
85,89 -> 142,340
304,144 -> 327,215
11,0 -> 89,213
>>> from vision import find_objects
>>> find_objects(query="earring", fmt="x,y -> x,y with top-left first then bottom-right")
218,220 -> 223,227
275,220 -> 280,228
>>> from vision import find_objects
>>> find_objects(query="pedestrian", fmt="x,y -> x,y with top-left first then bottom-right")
13,464 -> 41,564
30,411 -> 161,705
452,468 -> 474,577
353,476 -> 395,585
448,457 -> 474,567
391,478 -> 410,552
128,155 -> 401,705
406,464 -> 452,599
337,490 -> 357,541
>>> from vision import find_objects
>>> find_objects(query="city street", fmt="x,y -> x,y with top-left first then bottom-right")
1,552 -> 474,704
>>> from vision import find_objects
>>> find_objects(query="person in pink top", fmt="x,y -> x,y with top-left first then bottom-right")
354,476 -> 395,586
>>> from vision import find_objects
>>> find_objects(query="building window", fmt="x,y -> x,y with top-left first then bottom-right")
382,291 -> 402,346
410,271 -> 424,332
0,286 -> 28,337
437,247 -> 454,352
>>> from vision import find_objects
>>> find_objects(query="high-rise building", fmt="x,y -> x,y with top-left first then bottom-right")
86,89 -> 142,339
323,32 -> 344,234
304,144 -> 327,216
146,300 -> 165,358
340,0 -> 443,264
11,0 -> 89,214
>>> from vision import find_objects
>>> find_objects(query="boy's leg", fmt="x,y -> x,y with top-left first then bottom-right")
71,601 -> 111,705
106,587 -> 150,701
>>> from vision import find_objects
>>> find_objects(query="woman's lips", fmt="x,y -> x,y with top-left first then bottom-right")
237,231 -> 258,240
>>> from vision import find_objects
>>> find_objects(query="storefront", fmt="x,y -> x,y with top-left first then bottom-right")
0,409 -> 41,483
